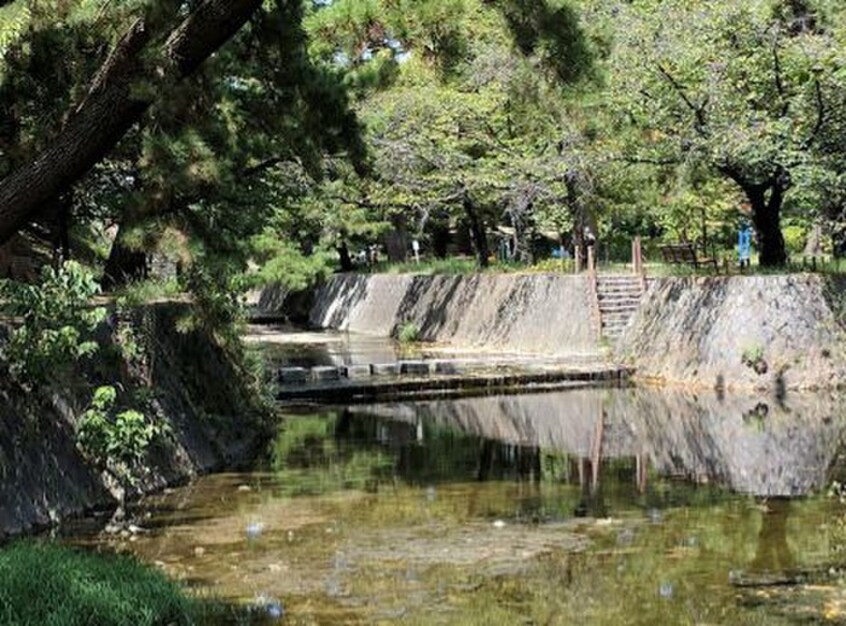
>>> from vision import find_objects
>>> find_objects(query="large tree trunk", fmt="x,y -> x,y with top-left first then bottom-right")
462,188 -> 490,268
0,0 -> 263,246
103,228 -> 148,290
746,182 -> 788,267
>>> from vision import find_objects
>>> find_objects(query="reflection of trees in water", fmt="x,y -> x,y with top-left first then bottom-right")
347,388 -> 846,497
750,499 -> 795,575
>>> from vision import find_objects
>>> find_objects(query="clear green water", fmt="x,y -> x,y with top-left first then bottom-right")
73,388 -> 846,625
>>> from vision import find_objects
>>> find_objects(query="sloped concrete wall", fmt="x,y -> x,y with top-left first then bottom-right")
619,274 -> 846,390
309,273 -> 600,357
0,304 -> 272,538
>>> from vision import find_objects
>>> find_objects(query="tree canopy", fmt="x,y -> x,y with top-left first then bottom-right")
1,0 -> 846,292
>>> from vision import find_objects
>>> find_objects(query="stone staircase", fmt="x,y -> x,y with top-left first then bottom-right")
596,275 -> 644,341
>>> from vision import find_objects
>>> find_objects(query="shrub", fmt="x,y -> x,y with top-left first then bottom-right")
0,261 -> 105,385
77,386 -> 163,475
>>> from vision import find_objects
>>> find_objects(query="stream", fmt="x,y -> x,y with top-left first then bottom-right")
64,385 -> 846,625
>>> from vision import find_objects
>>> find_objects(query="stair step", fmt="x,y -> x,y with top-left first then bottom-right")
598,296 -> 641,304
597,284 -> 642,291
599,307 -> 637,317
602,310 -> 635,319
597,289 -> 642,297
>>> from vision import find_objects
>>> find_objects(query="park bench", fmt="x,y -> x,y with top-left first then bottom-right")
659,242 -> 718,270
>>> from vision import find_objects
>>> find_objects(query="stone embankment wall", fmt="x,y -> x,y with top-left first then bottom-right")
292,272 -> 846,390
308,273 -> 600,357
620,275 -> 846,390
0,304 -> 272,539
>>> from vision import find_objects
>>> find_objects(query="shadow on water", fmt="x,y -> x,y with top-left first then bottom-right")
66,387 -> 846,625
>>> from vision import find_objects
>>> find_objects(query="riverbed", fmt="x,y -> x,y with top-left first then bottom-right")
64,386 -> 846,625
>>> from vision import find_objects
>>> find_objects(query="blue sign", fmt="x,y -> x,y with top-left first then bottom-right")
738,227 -> 753,264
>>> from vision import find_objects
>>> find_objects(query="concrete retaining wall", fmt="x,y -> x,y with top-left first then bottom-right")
619,274 -> 846,390
0,304 -> 272,539
301,272 -> 846,389
308,273 -> 600,357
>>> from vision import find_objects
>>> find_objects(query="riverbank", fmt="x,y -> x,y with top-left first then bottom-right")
264,272 -> 846,391
0,303 -> 274,539
621,274 -> 846,390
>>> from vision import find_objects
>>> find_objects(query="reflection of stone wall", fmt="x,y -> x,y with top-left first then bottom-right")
619,275 -> 846,390
309,274 -> 599,357
351,388 -> 846,497
609,388 -> 846,497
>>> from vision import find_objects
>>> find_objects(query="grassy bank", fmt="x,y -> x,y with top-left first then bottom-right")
0,542 -> 243,626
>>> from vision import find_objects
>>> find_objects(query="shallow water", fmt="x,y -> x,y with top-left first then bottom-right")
72,388 -> 846,625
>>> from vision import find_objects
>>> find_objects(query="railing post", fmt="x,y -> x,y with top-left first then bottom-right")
587,245 -> 595,276
632,236 -> 643,275
575,245 -> 582,274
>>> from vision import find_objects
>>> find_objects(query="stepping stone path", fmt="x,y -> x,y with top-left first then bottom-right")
399,361 -> 431,376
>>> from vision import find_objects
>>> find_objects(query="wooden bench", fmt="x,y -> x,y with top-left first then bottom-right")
659,242 -> 718,270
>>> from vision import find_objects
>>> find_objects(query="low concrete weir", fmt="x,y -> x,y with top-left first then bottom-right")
308,273 -> 600,358
277,364 -> 631,403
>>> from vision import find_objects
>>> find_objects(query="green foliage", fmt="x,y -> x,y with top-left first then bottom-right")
782,223 -> 809,255
741,344 -> 768,375
77,386 -> 161,471
397,321 -> 421,343
177,263 -> 246,349
0,261 -> 105,385
115,278 -> 181,308
596,0 -> 846,263
0,542 -> 236,626
245,234 -> 335,291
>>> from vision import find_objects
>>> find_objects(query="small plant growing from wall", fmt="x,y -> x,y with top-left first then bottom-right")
77,386 -> 165,484
741,344 -> 768,375
397,322 -> 420,344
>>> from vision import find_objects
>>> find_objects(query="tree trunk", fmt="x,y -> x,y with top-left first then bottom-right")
565,172 -> 597,266
0,0 -> 263,246
103,229 -> 148,290
337,241 -> 354,272
746,183 -> 788,267
462,188 -> 490,268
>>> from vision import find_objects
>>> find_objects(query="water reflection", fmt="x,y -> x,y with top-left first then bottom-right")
68,388 -> 846,624
348,387 -> 846,497
245,326 -> 406,367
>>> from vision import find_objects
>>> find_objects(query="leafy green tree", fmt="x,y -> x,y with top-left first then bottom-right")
600,0 -> 846,265
0,0 -> 267,245
306,0 -> 594,267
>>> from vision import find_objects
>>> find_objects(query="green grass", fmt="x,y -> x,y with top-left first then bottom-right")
0,542 -> 241,626
368,256 -> 577,275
